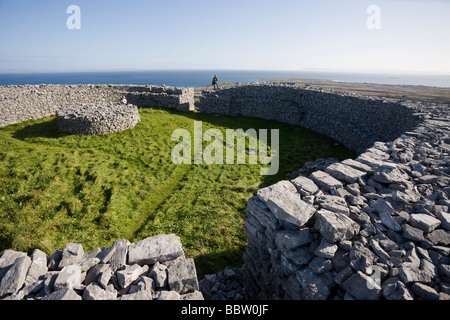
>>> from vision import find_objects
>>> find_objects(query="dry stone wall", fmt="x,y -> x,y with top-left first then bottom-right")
241,102 -> 450,300
56,103 -> 141,136
0,84 -> 195,128
197,84 -> 450,300
197,84 -> 419,153
1,83 -> 449,300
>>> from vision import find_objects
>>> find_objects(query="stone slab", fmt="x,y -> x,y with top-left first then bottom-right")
128,234 -> 184,265
325,162 -> 367,184
310,171 -> 343,192
314,209 -> 360,243
258,181 -> 316,227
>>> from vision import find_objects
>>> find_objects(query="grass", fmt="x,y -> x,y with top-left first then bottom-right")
0,106 -> 356,278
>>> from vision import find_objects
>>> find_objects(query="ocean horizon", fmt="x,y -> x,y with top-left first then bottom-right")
0,70 -> 449,88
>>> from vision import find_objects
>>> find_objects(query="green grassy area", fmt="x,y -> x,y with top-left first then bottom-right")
0,107 -> 356,278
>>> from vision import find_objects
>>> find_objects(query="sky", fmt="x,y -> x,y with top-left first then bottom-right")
0,0 -> 449,74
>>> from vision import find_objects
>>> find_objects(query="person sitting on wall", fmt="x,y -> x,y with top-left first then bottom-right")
212,75 -> 219,90
119,96 -> 128,105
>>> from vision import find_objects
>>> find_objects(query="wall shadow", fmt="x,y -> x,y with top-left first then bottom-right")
13,118 -> 63,141
4,105 -> 356,278
146,105 -> 357,277
194,247 -> 246,280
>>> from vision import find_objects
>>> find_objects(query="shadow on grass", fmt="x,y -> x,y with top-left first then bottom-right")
0,233 -> 13,255
12,118 -> 63,141
147,105 -> 357,187
147,106 -> 273,131
194,247 -> 246,280
4,106 -> 356,277
148,106 -> 357,276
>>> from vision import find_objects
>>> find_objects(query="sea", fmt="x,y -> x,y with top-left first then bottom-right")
0,70 -> 449,88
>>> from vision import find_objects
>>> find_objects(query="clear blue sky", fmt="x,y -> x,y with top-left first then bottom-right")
0,0 -> 449,74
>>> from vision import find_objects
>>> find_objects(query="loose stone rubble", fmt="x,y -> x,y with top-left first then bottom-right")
56,103 -> 141,135
199,267 -> 246,300
0,234 -> 204,300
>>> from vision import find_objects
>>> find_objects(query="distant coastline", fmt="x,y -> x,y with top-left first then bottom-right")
0,70 -> 449,88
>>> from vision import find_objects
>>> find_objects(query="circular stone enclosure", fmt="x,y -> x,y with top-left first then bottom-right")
56,103 -> 141,136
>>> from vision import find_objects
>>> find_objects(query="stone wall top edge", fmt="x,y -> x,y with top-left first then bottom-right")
0,84 -> 194,91
199,84 -> 448,111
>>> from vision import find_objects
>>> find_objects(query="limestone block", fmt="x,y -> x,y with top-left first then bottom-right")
258,181 -> 316,227
127,234 -> 184,265
314,209 -> 360,243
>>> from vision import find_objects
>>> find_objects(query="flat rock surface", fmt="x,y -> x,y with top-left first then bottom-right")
314,209 -> 360,243
128,234 -> 185,265
258,181 -> 316,227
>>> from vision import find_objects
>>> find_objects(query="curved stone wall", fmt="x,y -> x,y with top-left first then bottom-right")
228,91 -> 449,300
1,83 -> 449,300
56,104 -> 141,136
0,84 -> 194,128
197,85 -> 449,300
197,84 -> 419,153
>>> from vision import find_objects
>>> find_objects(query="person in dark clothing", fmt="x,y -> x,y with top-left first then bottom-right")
212,75 -> 219,89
